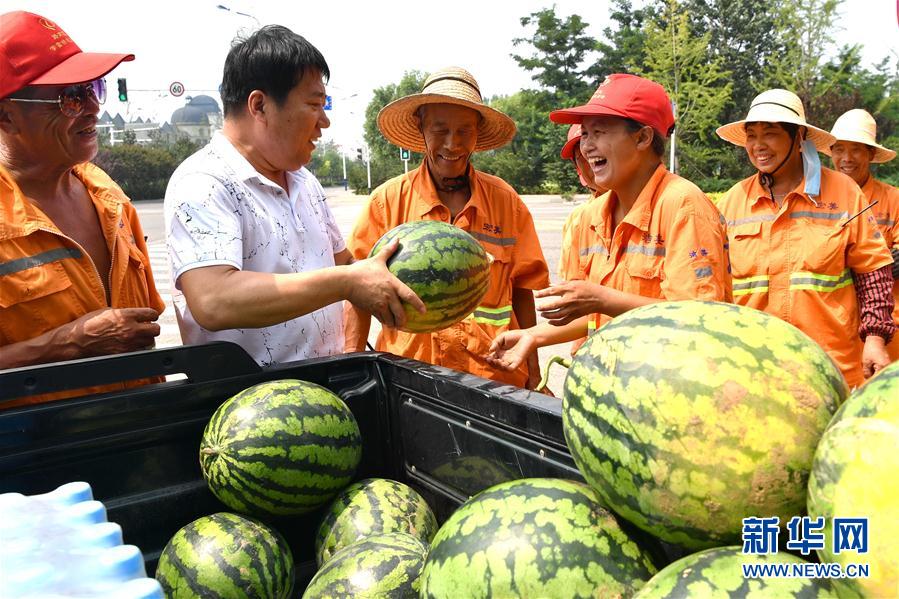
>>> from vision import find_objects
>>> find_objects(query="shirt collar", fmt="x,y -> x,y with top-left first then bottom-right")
211,131 -> 277,187
412,161 -> 485,218
592,162 -> 668,233
860,175 -> 876,200
746,172 -> 820,208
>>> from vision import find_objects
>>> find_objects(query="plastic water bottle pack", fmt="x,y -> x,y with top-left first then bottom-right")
0,482 -> 163,599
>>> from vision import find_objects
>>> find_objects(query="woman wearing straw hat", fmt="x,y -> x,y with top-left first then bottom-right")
487,74 -> 731,374
824,108 -> 899,362
716,90 -> 895,387
344,67 -> 550,390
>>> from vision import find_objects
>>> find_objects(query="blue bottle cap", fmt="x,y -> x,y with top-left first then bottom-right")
117,578 -> 165,599
66,500 -> 108,525
81,522 -> 124,548
97,545 -> 146,581
48,481 -> 93,505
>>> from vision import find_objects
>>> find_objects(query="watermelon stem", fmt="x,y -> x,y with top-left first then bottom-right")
536,355 -> 571,393
200,447 -> 219,456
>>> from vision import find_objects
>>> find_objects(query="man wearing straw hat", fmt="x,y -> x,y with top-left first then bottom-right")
344,67 -> 550,389
824,108 -> 899,362
715,90 -> 895,387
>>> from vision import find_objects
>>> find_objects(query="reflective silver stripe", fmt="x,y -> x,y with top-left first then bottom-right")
624,244 -> 665,257
0,247 -> 83,276
470,305 -> 512,325
789,269 -> 853,291
790,211 -> 845,221
579,245 -> 606,257
694,266 -> 713,279
732,277 -> 770,292
470,231 -> 516,247
727,215 -> 776,227
877,218 -> 896,227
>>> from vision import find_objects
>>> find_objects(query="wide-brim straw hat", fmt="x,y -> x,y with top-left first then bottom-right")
716,89 -> 836,152
377,66 -> 516,153
822,109 -> 896,163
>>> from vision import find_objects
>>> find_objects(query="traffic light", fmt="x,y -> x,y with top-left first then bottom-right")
117,78 -> 128,102
356,148 -> 363,161
400,148 -> 410,160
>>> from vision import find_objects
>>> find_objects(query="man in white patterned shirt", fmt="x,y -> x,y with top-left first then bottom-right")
165,26 -> 423,365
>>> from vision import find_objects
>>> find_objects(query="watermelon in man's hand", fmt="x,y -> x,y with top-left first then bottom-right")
370,220 -> 491,333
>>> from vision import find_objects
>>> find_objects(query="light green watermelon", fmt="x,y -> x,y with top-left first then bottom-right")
634,546 -> 838,598
314,478 -> 438,567
370,220 -> 491,333
302,532 -> 428,599
156,512 -> 294,598
808,361 -> 899,598
200,379 -> 361,516
419,478 -> 658,598
564,301 -> 845,549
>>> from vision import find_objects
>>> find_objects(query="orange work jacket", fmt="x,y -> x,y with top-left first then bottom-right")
718,168 -> 893,388
861,176 -> 899,361
0,163 -> 165,407
583,164 -> 733,331
346,163 -> 549,387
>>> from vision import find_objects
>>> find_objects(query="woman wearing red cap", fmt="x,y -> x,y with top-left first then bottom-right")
488,74 -> 732,374
0,12 -> 164,405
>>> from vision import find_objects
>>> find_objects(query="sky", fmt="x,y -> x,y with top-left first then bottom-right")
4,0 -> 898,151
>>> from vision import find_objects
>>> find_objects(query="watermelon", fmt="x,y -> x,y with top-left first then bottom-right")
302,532 -> 428,599
634,546 -> 839,598
315,478 -> 438,566
563,301 -> 845,549
419,478 -> 658,598
155,512 -> 294,598
200,379 -> 362,516
370,220 -> 491,333
808,361 -> 899,598
431,455 -> 516,496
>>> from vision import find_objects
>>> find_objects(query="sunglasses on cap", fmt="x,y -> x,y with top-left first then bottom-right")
6,79 -> 106,118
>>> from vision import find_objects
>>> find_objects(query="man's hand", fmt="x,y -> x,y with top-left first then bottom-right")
486,329 -> 537,372
535,281 -> 604,325
68,308 -> 161,356
862,335 -> 891,379
345,238 -> 426,329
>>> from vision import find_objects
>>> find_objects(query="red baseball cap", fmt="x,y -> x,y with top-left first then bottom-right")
0,11 -> 134,99
550,74 -> 675,138
560,124 -> 581,159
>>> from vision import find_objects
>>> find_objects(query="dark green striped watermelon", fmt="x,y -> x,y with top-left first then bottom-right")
808,361 -> 899,598
420,478 -> 658,598
155,512 -> 294,598
200,379 -> 362,517
564,301 -> 844,550
370,220 -> 491,333
315,478 -> 438,566
634,546 -> 839,598
302,532 -> 428,599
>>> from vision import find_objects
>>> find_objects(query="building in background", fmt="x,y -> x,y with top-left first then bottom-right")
98,95 -> 223,146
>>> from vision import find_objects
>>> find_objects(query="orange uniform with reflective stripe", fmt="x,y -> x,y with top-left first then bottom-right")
861,176 -> 899,361
582,164 -> 732,330
347,163 -> 549,387
0,163 -> 165,407
558,191 -> 605,282
718,168 -> 893,388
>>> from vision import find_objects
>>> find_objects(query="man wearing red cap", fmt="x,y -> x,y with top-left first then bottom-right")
0,12 -> 164,405
488,74 -> 731,372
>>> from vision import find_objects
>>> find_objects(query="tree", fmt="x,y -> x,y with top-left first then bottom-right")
121,129 -> 138,145
639,0 -> 733,182
511,7 -> 598,102
594,0 -> 651,78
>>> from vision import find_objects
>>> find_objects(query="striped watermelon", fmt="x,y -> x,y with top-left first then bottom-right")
564,301 -> 845,550
315,478 -> 438,567
808,361 -> 899,598
302,532 -> 428,599
634,546 -> 839,598
370,220 -> 491,333
419,478 -> 658,598
200,379 -> 362,517
155,512 -> 294,598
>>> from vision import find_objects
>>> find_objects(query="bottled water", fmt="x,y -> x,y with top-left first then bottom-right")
0,482 -> 163,598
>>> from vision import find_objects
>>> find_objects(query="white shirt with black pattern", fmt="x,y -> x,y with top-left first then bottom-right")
164,132 -> 345,366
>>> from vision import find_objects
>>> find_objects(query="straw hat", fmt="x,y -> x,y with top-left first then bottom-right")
822,109 -> 896,163
716,89 -> 836,152
377,66 -> 516,153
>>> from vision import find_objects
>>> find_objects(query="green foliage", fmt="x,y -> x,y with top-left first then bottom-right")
594,0 -> 651,77
93,137 -> 201,201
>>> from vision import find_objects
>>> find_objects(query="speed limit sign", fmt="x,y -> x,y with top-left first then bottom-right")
169,82 -> 185,97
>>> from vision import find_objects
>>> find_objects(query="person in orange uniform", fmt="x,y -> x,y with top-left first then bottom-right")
823,109 -> 899,362
344,67 -> 550,389
557,124 -> 607,354
487,74 -> 731,372
0,12 -> 165,406
715,90 -> 895,388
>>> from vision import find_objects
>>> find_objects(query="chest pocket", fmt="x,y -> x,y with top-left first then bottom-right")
799,223 -> 848,275
624,256 -> 664,298
119,244 -> 151,306
0,260 -> 76,342
477,243 -> 513,309
728,222 -> 764,279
